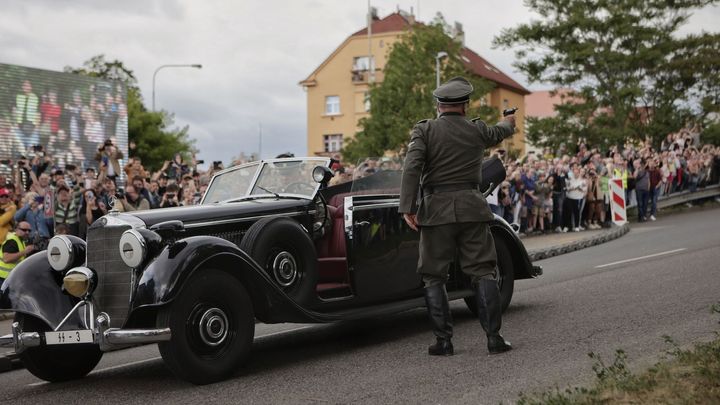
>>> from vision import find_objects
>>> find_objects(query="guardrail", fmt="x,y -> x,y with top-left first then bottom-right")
627,184 -> 720,216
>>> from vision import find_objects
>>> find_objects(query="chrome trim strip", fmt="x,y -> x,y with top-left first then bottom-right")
352,202 -> 400,211
183,211 -> 310,229
344,196 -> 353,240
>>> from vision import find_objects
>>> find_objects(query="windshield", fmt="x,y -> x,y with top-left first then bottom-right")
202,157 -> 330,204
349,157 -> 403,194
251,159 -> 326,198
202,162 -> 260,203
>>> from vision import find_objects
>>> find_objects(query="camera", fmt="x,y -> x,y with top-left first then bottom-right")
166,193 -> 175,199
196,159 -> 205,165
212,161 -> 223,170
116,188 -> 125,199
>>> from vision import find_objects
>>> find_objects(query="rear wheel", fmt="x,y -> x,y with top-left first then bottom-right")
15,314 -> 103,382
464,239 -> 515,314
158,269 -> 255,385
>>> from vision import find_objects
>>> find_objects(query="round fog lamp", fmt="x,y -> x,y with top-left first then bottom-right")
119,229 -> 147,268
63,267 -> 96,298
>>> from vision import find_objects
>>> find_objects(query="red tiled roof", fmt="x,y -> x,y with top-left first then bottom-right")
351,13 -> 411,36
351,13 -> 529,95
460,48 -> 530,95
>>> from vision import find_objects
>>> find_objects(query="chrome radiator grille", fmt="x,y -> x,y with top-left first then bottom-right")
87,224 -> 133,328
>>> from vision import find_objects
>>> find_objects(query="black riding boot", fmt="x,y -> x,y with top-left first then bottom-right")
423,284 -> 454,356
475,279 -> 512,354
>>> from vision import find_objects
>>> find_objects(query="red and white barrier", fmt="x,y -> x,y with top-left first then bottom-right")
609,178 -> 626,226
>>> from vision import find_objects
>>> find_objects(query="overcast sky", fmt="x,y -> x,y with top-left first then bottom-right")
1,1 -> 717,167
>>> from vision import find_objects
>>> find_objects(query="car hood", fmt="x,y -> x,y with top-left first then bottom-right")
129,198 -> 311,228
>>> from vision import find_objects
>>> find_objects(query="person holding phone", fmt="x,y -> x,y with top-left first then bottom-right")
0,221 -> 35,280
84,189 -> 105,225
13,192 -> 50,244
160,183 -> 180,208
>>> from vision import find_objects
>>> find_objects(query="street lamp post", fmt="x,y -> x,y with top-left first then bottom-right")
152,64 -> 202,111
435,51 -> 448,89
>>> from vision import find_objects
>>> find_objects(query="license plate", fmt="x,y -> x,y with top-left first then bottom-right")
45,330 -> 94,345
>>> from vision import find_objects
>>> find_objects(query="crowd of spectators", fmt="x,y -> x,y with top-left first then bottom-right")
0,139 -> 220,259
2,128 -> 719,265
485,131 -> 720,235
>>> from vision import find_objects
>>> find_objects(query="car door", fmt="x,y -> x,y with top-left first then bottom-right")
343,194 -> 423,303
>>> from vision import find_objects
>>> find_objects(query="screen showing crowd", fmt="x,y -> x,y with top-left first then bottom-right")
0,62 -> 128,172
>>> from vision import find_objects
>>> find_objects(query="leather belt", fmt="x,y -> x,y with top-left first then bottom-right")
423,183 -> 480,196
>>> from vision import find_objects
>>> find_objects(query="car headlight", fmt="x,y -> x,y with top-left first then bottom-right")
119,229 -> 147,268
47,235 -> 85,272
63,267 -> 97,298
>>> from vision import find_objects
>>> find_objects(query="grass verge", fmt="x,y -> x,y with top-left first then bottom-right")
517,303 -> 720,404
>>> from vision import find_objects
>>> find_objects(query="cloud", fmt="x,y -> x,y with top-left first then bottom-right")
1,0 -> 717,165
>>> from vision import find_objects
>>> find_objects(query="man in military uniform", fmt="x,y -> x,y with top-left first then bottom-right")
399,77 -> 516,356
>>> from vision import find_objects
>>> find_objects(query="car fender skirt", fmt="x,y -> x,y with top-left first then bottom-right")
0,253 -> 84,330
130,236 -> 320,323
489,218 -> 536,280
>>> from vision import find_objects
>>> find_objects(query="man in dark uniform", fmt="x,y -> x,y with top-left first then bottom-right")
399,77 -> 516,356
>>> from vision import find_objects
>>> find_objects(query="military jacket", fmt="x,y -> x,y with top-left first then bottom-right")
399,113 -> 515,226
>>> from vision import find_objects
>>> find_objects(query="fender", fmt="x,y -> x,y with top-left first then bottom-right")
130,235 -> 320,323
0,253 -> 84,329
489,214 -> 540,280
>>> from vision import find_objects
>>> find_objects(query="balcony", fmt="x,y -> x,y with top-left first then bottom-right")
351,69 -> 383,84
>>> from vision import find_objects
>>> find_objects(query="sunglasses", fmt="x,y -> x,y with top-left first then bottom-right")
18,228 -> 32,232
0,195 -> 8,198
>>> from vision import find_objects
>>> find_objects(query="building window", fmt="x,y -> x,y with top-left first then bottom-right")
325,96 -> 340,115
364,91 -> 371,112
352,56 -> 375,72
324,134 -> 343,152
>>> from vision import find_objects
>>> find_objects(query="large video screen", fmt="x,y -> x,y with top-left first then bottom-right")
0,62 -> 128,173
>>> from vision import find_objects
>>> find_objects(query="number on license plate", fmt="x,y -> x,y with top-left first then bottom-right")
45,330 -> 94,345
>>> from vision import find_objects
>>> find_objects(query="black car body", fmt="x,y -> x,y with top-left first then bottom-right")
0,157 -> 541,384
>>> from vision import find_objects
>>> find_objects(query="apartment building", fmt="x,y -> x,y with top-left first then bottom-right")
299,11 -> 530,158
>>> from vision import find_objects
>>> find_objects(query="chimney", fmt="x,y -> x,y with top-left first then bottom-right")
453,21 -> 465,46
370,6 -> 378,20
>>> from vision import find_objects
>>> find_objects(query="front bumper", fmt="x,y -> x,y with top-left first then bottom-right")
0,301 -> 170,353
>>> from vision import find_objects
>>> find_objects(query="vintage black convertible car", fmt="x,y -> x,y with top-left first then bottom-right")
0,157 -> 540,384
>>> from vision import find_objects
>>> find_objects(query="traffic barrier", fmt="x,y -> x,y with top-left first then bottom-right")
610,178 -> 627,226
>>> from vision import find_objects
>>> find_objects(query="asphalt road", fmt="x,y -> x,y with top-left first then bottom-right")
1,206 -> 718,404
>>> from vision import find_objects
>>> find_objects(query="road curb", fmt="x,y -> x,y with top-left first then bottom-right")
526,223 -> 631,262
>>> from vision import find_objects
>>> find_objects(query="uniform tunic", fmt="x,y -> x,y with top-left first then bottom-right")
399,112 -> 514,284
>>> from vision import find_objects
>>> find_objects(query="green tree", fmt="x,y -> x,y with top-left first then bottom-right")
342,20 -> 497,163
494,0 -> 719,152
65,55 -> 195,170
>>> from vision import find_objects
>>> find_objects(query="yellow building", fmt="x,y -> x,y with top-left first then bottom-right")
299,12 -> 530,158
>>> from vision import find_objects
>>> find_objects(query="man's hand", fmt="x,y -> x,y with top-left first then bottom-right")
403,213 -> 419,232
24,244 -> 35,255
503,113 -> 516,127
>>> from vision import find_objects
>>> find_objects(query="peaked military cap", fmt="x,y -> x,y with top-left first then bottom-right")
433,76 -> 473,104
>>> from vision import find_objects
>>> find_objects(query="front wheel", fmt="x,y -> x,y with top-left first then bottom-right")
464,239 -> 515,314
158,269 -> 255,385
15,314 -> 103,382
